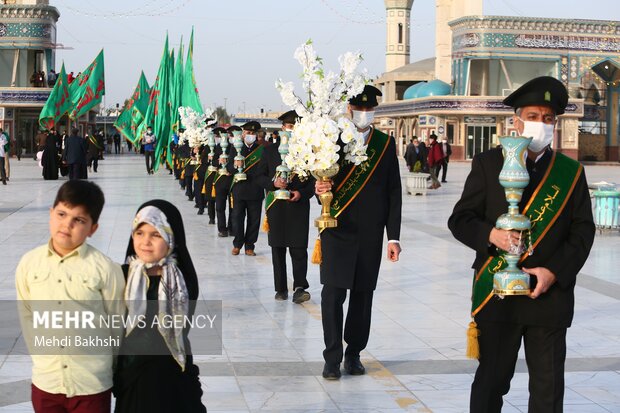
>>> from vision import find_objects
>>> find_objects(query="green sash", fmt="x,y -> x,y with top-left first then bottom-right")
264,191 -> 277,211
330,128 -> 390,218
230,145 -> 264,190
88,135 -> 102,150
471,152 -> 583,316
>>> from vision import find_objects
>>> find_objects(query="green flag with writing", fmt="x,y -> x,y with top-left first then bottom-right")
69,49 -> 105,120
170,39 -> 184,134
114,71 -> 150,146
39,63 -> 71,130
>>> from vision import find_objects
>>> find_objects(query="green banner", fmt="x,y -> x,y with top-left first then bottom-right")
471,152 -> 583,316
39,63 -> 71,130
69,50 -> 105,120
181,27 -> 203,116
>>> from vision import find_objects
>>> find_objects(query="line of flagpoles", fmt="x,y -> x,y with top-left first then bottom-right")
37,27 -> 204,172
113,27 -> 203,170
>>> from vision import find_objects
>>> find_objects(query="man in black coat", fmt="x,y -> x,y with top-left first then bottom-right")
214,127 -> 236,237
315,85 -> 402,380
404,136 -> 427,172
257,110 -> 315,303
448,76 -> 595,412
438,136 -> 452,182
63,128 -> 88,180
228,121 -> 267,256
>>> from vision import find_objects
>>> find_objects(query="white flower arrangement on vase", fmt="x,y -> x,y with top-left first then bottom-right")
177,106 -> 215,148
275,39 -> 369,179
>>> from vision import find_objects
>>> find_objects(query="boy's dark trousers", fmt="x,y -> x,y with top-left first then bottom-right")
144,150 -> 155,172
194,179 -> 205,212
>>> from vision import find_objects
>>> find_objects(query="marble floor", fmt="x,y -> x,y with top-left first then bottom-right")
1,153 -> 619,412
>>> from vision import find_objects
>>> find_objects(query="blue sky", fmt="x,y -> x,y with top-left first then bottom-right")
53,0 -> 620,115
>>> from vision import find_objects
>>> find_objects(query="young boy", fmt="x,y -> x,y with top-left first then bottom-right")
16,180 -> 125,413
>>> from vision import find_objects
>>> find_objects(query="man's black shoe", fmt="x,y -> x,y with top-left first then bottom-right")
218,231 -> 228,237
274,291 -> 288,301
292,288 -> 310,304
208,219 -> 215,225
197,209 -> 204,215
344,355 -> 365,375
322,363 -> 341,380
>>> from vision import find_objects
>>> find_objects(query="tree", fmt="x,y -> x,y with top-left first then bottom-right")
214,106 -> 230,124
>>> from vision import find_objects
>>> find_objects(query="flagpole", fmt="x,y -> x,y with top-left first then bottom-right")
103,95 -> 107,154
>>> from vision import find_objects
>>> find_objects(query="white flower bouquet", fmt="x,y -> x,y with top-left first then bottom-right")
178,106 -> 215,148
276,40 -> 369,178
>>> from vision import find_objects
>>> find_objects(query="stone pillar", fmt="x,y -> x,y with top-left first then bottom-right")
385,0 -> 413,72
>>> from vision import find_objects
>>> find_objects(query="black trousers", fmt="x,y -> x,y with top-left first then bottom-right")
271,246 -> 309,293
438,159 -> 449,181
114,141 -> 120,154
231,199 -> 261,250
194,179 -> 205,210
68,163 -> 81,180
144,150 -> 155,172
207,199 -> 216,221
0,156 -> 6,182
321,285 -> 374,364
470,321 -> 567,413
184,167 -> 195,199
88,156 -> 98,172
216,194 -> 232,232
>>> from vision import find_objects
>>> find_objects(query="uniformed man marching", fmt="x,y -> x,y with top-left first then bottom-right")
315,85 -> 402,380
258,110 -> 315,303
214,126 -> 236,237
228,121 -> 267,256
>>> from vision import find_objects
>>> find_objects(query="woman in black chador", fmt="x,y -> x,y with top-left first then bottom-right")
41,131 -> 59,180
113,199 -> 206,412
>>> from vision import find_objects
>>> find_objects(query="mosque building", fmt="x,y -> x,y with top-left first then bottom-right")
375,0 -> 620,162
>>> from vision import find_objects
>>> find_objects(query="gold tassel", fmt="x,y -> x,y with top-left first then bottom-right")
180,170 -> 185,180
193,172 -> 198,181
262,215 -> 269,233
466,320 -> 480,359
211,185 -> 216,198
201,183 -> 207,194
230,194 -> 234,209
311,237 -> 322,264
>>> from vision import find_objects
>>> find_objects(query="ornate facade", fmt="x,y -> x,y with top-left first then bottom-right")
375,12 -> 620,162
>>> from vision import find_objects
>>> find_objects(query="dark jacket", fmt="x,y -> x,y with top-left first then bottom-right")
256,142 -> 316,248
447,148 -> 595,327
214,144 -> 233,198
63,134 -> 88,165
404,143 -> 427,171
320,129 -> 402,291
227,142 -> 267,201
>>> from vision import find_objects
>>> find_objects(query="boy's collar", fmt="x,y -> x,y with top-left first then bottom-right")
47,239 -> 89,259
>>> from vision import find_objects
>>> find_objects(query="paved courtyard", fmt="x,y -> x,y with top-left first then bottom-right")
0,153 -> 619,412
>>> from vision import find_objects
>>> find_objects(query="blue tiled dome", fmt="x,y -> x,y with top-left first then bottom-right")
416,79 -> 451,98
403,82 -> 427,100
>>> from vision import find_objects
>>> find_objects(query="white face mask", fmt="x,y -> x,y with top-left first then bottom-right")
244,134 -> 256,145
352,110 -> 375,129
519,119 -> 554,153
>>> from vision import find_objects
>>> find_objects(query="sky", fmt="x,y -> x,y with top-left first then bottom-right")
52,0 -> 620,116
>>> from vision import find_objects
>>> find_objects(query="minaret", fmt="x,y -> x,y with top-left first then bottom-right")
384,0 -> 413,72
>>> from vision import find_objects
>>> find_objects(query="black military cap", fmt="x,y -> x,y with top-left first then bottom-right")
178,128 -> 185,133
212,127 -> 226,135
241,121 -> 261,132
227,125 -> 242,133
429,133 -> 438,140
503,76 -> 569,115
349,85 -> 382,108
278,110 -> 300,125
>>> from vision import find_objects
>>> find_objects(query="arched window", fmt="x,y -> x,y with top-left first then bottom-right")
398,23 -> 403,44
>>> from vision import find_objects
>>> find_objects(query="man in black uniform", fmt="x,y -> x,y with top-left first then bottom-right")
202,127 -> 225,224
258,110 -> 315,303
448,76 -> 595,412
214,126 -> 236,237
228,121 -> 267,256
315,85 -> 402,380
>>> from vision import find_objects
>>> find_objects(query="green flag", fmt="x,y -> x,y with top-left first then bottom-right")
170,39 -> 184,133
182,27 -> 203,115
143,35 -> 172,171
114,71 -> 150,146
39,63 -> 71,130
69,49 -> 105,120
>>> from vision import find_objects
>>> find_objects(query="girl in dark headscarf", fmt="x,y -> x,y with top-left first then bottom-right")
113,199 -> 206,413
41,131 -> 59,180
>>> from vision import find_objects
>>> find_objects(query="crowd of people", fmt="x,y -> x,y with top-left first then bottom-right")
403,132 -> 452,188
12,77 -> 598,412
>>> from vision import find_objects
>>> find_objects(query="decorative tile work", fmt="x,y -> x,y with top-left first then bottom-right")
0,89 -> 50,105
453,32 -> 620,53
